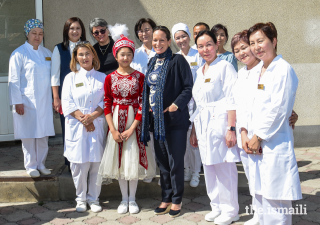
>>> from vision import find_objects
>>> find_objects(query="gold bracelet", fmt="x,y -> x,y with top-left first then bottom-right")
256,135 -> 262,142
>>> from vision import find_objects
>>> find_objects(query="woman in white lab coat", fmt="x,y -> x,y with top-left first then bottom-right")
231,30 -> 299,225
189,30 -> 240,224
243,22 -> 302,225
61,42 -> 106,213
8,19 -> 55,178
171,22 -> 203,188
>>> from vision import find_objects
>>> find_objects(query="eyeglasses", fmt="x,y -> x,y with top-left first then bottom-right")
137,28 -> 151,35
92,29 -> 107,37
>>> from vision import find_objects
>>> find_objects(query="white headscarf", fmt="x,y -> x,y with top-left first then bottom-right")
171,23 -> 191,42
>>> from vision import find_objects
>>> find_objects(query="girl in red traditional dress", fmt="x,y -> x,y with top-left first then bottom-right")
97,24 -> 156,214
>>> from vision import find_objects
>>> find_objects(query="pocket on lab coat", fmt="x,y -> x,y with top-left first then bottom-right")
264,132 -> 290,155
65,117 -> 82,141
208,111 -> 227,139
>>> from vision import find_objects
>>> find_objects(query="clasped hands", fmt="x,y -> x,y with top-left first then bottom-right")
111,127 -> 135,143
241,130 -> 261,155
80,114 -> 95,132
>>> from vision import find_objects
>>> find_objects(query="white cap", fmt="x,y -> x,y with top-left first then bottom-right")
171,23 -> 191,42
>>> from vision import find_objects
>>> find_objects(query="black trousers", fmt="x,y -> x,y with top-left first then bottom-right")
153,129 -> 187,204
59,113 -> 70,167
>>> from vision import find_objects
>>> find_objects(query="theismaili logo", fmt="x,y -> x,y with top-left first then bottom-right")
245,204 -> 307,215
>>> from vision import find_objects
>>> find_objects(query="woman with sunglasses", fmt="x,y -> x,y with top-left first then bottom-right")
141,26 -> 193,217
211,24 -> 238,72
231,30 -> 299,225
171,22 -> 204,188
131,18 -> 158,184
189,30 -> 240,224
51,17 -> 87,170
61,41 -> 106,213
89,18 -> 118,75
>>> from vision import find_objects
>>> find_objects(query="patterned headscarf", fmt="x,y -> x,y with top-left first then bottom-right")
24,19 -> 44,36
140,47 -> 173,145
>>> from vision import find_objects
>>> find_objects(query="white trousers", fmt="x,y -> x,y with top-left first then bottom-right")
203,163 -> 239,217
184,129 -> 201,173
70,162 -> 101,202
254,194 -> 292,225
21,137 -> 49,171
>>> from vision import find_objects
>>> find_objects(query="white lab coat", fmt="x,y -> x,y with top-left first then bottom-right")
242,55 -> 302,200
8,41 -> 55,139
191,57 -> 240,165
131,45 -> 156,74
61,67 -> 106,163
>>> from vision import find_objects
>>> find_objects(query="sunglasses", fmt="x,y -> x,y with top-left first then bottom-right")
92,29 -> 107,37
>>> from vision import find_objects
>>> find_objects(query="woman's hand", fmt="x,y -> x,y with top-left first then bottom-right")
248,134 -> 261,154
15,104 -> 24,115
121,127 -> 135,141
163,103 -> 178,113
241,129 -> 253,154
53,98 -> 61,113
225,130 -> 237,148
190,125 -> 198,147
111,130 -> 123,143
80,114 -> 94,126
85,123 -> 95,132
289,110 -> 298,129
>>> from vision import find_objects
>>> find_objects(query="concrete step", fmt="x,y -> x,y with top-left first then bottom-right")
0,163 -> 249,202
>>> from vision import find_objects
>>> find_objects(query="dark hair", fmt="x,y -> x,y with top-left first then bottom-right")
193,22 -> 210,31
231,30 -> 249,54
70,42 -> 100,72
211,23 -> 229,44
247,22 -> 278,50
153,25 -> 171,41
195,30 -> 217,45
62,17 -> 86,50
134,18 -> 157,40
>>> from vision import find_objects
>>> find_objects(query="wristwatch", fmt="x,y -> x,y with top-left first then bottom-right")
227,126 -> 236,131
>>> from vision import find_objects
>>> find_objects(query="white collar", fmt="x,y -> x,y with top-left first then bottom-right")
79,67 -> 95,77
25,41 -> 40,51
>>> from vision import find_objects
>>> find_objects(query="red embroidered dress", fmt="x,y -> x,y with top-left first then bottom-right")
104,70 -> 148,169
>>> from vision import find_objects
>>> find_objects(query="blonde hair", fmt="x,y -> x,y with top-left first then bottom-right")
70,42 -> 100,72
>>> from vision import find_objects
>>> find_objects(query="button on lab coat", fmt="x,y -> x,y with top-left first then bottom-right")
242,55 -> 302,200
191,57 -> 240,165
61,67 -> 107,163
8,41 -> 55,139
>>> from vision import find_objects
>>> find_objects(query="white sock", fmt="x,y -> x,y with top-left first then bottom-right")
118,178 -> 128,202
129,180 -> 138,202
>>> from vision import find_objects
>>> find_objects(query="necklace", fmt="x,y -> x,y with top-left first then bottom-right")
99,42 -> 110,55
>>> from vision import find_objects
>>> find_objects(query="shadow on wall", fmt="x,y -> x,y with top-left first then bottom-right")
43,0 -> 179,53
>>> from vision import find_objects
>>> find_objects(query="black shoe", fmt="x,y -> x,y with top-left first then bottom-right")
154,203 -> 172,215
169,202 -> 182,218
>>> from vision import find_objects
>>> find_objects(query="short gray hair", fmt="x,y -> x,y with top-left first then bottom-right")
89,18 -> 108,33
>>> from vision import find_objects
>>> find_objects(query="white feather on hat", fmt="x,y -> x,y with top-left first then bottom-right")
108,23 -> 129,41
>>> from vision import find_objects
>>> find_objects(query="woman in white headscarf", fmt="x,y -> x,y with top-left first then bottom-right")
171,23 -> 204,188
8,19 -> 55,177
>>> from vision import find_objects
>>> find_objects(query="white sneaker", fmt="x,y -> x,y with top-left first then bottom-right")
244,211 -> 259,225
129,201 -> 139,214
76,201 -> 87,212
190,172 -> 200,187
184,168 -> 191,181
27,169 -> 40,178
39,168 -> 51,175
214,214 -> 239,225
88,200 -> 102,213
117,201 -> 128,214
205,211 -> 221,221
158,179 -> 161,186
143,178 -> 153,183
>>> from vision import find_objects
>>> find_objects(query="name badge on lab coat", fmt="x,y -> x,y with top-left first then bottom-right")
258,84 -> 264,90
205,78 -> 211,83
190,62 -> 197,66
45,57 -> 51,61
76,83 -> 84,88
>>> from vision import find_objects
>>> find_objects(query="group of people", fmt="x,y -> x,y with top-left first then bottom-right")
8,16 -> 301,225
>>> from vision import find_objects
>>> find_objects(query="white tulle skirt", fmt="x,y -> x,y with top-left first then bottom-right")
97,105 -> 156,185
